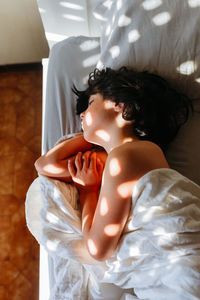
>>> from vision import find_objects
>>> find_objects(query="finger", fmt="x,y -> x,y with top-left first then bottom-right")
97,158 -> 104,174
75,152 -> 82,170
89,152 -> 97,170
83,151 -> 91,168
68,159 -> 76,177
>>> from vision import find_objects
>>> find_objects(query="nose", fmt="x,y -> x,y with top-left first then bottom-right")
80,111 -> 85,119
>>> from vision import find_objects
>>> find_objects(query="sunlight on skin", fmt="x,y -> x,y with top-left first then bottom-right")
188,0 -> 200,7
109,158 -> 121,176
82,214 -> 89,231
122,137 -> 134,144
83,54 -> 100,68
85,112 -> 93,126
177,60 -> 198,75
104,224 -> 120,236
43,164 -> 64,174
95,130 -> 111,142
142,0 -> 162,10
128,29 -> 141,43
152,12 -> 171,26
62,14 -> 84,22
117,180 -> 137,198
60,2 -> 83,10
115,114 -> 129,128
118,15 -> 131,27
109,46 -> 120,59
100,197 -> 109,216
104,100 -> 115,109
46,212 -> 60,224
87,239 -> 98,255
73,177 -> 85,186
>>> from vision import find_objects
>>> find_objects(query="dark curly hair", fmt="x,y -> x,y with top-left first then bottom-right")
72,67 -> 193,150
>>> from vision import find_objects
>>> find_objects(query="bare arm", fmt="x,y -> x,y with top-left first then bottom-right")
35,134 -> 93,181
35,133 -> 107,182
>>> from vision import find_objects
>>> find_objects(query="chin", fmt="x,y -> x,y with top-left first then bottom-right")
83,131 -> 101,146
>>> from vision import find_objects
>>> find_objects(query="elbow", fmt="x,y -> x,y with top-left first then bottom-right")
86,240 -> 114,262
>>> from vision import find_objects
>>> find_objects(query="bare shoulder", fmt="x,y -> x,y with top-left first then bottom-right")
106,140 -> 169,181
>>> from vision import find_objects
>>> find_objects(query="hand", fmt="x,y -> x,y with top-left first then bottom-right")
68,151 -> 104,192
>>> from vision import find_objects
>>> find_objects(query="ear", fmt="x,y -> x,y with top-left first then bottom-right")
114,103 -> 124,112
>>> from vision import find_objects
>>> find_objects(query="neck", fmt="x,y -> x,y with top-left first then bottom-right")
97,123 -> 139,153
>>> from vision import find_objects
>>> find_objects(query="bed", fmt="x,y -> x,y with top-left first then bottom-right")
26,1 -> 200,299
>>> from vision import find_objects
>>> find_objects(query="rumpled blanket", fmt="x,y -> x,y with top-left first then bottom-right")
25,168 -> 200,300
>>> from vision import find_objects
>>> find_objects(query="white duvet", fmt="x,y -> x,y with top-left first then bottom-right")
25,168 -> 200,300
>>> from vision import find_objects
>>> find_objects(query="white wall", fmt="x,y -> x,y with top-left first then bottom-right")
0,0 -> 49,65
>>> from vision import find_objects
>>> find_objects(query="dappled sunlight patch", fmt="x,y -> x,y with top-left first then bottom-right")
128,29 -> 141,43
60,2 -> 83,10
104,223 -> 120,236
142,0 -> 162,10
43,163 -> 64,174
53,187 -> 60,199
152,226 -> 166,235
142,206 -> 163,222
188,0 -> 200,7
46,212 -> 60,224
122,137 -> 134,144
82,54 -> 100,67
137,205 -> 147,213
117,0 -> 123,10
115,114 -> 128,128
129,245 -> 141,256
82,214 -> 89,231
73,177 -> 85,186
95,130 -> 110,141
100,197 -> 109,216
93,12 -> 107,22
152,12 -> 171,26
103,0 -> 113,10
104,100 -> 115,109
109,158 -> 121,176
177,60 -> 198,75
62,14 -> 84,22
118,15 -> 131,27
105,24 -> 111,36
87,239 -> 98,255
79,40 -> 100,51
46,239 -> 59,252
117,180 -> 136,198
85,112 -> 93,126
109,45 -> 120,59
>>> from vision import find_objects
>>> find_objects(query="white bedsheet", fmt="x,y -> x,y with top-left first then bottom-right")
26,168 -> 200,300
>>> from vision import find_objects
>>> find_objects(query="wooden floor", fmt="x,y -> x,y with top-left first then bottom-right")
0,64 -> 42,300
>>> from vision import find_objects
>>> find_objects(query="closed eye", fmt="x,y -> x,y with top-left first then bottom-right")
88,99 -> 94,106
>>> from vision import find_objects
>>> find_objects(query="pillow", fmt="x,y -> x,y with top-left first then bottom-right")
97,0 -> 200,100
94,0 -> 200,185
